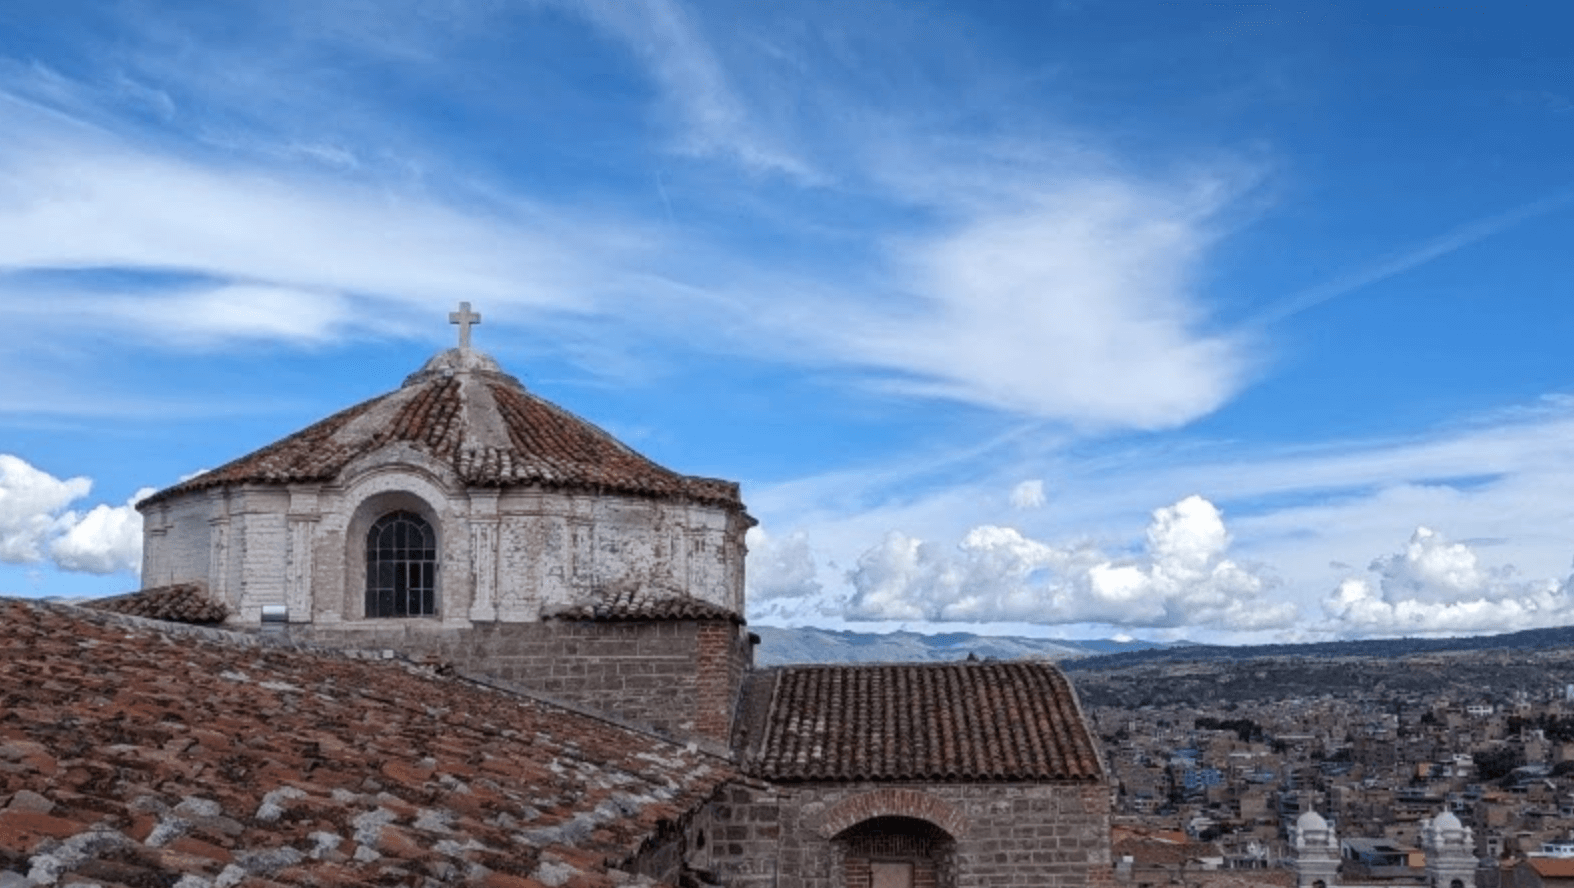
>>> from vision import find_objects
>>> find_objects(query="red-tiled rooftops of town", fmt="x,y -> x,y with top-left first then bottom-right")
0,597 -> 733,886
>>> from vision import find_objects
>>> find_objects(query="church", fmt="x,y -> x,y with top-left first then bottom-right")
110,304 -> 1115,886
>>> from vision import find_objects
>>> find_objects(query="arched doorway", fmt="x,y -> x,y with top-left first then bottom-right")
835,816 -> 955,888
365,510 -> 437,617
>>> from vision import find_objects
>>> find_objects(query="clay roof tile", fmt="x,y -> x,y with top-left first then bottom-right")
0,596 -> 733,886
745,661 -> 1106,783
139,349 -> 746,512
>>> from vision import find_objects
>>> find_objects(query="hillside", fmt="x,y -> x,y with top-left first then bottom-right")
750,625 -> 1172,666
752,623 -> 1574,709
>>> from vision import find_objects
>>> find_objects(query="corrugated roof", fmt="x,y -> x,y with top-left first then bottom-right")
745,661 -> 1105,782
139,348 -> 745,510
0,597 -> 733,886
84,584 -> 228,624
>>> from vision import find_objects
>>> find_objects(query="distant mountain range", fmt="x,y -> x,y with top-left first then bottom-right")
751,623 -> 1574,707
750,625 -> 1184,666
752,623 -> 1574,670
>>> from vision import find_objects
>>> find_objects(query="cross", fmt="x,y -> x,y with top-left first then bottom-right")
448,301 -> 481,350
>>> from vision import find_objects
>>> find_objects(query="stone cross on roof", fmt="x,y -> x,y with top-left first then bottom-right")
449,301 -> 481,350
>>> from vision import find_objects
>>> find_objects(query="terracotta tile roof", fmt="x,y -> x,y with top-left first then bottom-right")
139,349 -> 746,511
743,661 -> 1106,783
545,585 -> 742,624
83,584 -> 228,624
0,597 -> 733,887
1529,858 -> 1574,878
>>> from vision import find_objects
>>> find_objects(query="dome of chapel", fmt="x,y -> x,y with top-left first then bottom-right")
139,345 -> 743,511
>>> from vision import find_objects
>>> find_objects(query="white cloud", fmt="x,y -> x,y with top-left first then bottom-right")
803,175 -> 1253,430
1009,479 -> 1045,510
97,285 -> 352,346
741,394 -> 1574,641
1321,526 -> 1574,636
745,527 -> 823,603
843,494 -> 1293,630
567,0 -> 816,180
0,94 -> 645,347
0,454 -> 148,576
52,487 -> 155,575
0,454 -> 91,563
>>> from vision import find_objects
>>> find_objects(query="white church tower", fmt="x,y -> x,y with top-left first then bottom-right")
1289,810 -> 1341,888
1420,810 -> 1478,888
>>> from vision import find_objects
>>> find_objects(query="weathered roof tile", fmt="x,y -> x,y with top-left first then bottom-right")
139,351 -> 745,510
0,597 -> 733,886
545,585 -> 741,624
745,661 -> 1105,783
84,584 -> 228,624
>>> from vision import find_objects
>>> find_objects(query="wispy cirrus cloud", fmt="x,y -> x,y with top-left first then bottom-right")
1253,189 -> 1574,326
563,0 -> 819,181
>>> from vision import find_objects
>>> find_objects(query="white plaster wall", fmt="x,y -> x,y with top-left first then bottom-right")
233,488 -> 290,620
141,444 -> 748,625
138,496 -> 213,590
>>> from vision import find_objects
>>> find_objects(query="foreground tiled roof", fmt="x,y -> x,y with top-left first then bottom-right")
0,597 -> 733,887
83,584 -> 228,624
545,585 -> 742,624
140,349 -> 744,510
742,661 -> 1105,783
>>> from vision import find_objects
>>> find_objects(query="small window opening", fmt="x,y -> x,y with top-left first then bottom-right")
366,510 -> 437,617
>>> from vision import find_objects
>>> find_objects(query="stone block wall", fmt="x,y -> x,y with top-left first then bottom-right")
289,619 -> 750,745
687,780 -> 1112,888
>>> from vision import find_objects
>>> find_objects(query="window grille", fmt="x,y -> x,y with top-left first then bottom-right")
365,510 -> 437,617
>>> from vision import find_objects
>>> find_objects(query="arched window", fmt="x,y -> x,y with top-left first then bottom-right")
365,510 -> 437,617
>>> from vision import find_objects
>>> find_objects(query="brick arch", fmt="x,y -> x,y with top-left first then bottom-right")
815,789 -> 967,840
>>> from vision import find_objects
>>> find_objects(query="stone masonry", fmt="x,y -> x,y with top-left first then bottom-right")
286,617 -> 753,746
686,782 -> 1113,888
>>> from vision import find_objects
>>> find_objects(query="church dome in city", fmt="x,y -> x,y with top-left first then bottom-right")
136,302 -> 753,639
1296,810 -> 1329,832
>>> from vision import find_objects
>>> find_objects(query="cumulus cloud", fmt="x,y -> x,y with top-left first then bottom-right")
0,453 -> 145,575
843,494 -> 1293,630
0,455 -> 92,563
1009,479 -> 1045,510
51,487 -> 154,575
1322,526 -> 1574,635
745,527 -> 823,602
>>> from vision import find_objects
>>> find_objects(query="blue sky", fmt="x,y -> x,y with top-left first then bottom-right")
3,0 -> 1574,643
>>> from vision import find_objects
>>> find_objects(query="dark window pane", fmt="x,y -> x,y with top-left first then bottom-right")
366,510 -> 437,618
